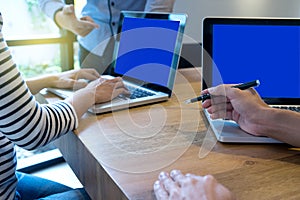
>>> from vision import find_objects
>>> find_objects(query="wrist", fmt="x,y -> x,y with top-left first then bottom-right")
249,107 -> 279,136
43,75 -> 58,88
54,8 -> 64,29
26,75 -> 57,94
67,87 -> 95,118
54,5 -> 77,33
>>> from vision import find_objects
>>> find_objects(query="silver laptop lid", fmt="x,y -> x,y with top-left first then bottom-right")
202,17 -> 300,106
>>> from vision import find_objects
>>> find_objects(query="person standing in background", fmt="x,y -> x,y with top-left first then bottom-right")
38,0 -> 175,74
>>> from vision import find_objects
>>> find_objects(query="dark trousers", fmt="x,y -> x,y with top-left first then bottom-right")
15,172 -> 91,200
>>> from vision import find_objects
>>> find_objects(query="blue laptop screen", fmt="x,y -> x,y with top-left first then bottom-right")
211,24 -> 300,99
114,17 -> 180,87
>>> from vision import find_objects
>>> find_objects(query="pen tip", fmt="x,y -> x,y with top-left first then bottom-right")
256,80 -> 260,86
184,99 -> 191,104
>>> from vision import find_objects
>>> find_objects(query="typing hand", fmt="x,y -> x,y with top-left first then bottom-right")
87,77 -> 130,104
51,68 -> 100,90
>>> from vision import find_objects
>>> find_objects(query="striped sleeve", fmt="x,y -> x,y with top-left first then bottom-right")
0,12 -> 78,200
0,13 -> 78,150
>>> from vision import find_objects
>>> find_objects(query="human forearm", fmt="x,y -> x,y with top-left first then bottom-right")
253,108 -> 300,147
26,75 -> 57,95
65,88 -> 95,119
27,69 -> 100,95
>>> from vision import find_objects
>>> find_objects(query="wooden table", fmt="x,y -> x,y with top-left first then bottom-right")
51,68 -> 300,200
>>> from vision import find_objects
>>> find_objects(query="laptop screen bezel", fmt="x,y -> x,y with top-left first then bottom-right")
202,17 -> 300,105
111,11 -> 187,97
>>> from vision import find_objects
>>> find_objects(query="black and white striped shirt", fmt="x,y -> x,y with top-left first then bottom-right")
0,12 -> 78,200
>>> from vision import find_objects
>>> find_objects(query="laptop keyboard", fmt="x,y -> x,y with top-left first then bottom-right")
123,85 -> 155,99
272,106 -> 300,113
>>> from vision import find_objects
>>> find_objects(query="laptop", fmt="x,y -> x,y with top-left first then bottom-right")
48,11 -> 187,114
201,17 -> 300,143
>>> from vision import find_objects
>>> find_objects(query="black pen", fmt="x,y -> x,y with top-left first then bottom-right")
184,80 -> 260,104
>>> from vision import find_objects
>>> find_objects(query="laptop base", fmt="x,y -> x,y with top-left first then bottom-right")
203,110 -> 282,143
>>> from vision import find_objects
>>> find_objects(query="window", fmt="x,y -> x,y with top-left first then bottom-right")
2,0 -> 76,77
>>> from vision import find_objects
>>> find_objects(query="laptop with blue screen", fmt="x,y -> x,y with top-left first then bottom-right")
48,11 -> 187,114
202,17 -> 300,143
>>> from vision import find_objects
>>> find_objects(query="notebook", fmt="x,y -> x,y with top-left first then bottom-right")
201,17 -> 300,143
48,11 -> 187,114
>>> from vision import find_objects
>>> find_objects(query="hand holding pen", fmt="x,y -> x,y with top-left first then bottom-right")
185,80 -> 260,104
